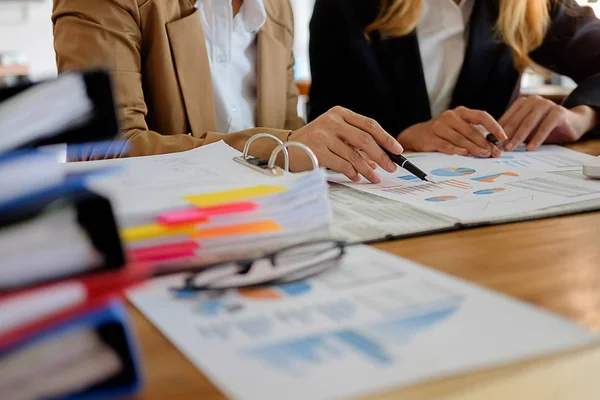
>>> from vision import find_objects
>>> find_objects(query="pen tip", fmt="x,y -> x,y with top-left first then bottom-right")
424,176 -> 437,184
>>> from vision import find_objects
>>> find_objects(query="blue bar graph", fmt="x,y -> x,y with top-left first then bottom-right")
245,330 -> 391,373
243,304 -> 460,375
333,330 -> 393,365
370,305 -> 458,343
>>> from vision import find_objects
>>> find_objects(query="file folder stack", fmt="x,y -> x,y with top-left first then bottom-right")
0,70 -> 143,399
119,167 -> 332,266
76,141 -> 333,267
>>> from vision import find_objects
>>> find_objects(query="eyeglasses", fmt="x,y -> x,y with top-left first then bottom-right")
169,240 -> 346,294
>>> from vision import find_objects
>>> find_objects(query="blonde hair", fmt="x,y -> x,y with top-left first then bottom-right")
365,0 -> 553,73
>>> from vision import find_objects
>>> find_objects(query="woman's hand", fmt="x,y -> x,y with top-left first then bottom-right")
288,106 -> 402,183
397,106 -> 507,158
500,96 -> 598,151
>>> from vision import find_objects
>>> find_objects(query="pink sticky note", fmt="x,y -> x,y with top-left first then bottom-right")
158,202 -> 257,226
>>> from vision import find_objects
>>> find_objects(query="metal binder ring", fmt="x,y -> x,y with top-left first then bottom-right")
268,142 -> 319,171
242,133 -> 289,171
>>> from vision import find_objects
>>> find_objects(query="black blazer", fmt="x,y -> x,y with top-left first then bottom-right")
308,0 -> 600,138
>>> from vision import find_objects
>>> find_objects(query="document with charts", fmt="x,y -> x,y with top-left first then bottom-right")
420,145 -> 595,173
128,245 -> 597,400
329,146 -> 600,227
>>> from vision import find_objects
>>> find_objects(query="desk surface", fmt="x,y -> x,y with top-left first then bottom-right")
129,140 -> 600,400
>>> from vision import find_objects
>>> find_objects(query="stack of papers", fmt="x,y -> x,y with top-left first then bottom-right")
0,149 -> 115,290
0,73 -> 93,153
0,329 -> 122,400
329,146 -> 600,242
78,141 -> 332,265
0,70 -> 142,400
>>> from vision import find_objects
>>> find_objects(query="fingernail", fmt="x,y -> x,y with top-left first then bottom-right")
480,150 -> 491,158
504,143 -> 514,151
388,160 -> 397,172
460,149 -> 468,156
372,174 -> 382,184
392,142 -> 403,154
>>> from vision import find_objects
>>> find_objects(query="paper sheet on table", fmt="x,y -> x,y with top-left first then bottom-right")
330,151 -> 600,223
328,169 -> 600,244
128,245 -> 598,400
405,145 -> 595,173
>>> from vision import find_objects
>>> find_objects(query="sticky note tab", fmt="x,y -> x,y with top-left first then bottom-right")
191,221 -> 282,239
128,250 -> 196,264
183,185 -> 288,207
128,241 -> 200,259
158,202 -> 257,226
121,223 -> 197,242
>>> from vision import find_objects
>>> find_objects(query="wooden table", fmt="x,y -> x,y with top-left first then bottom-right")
129,140 -> 600,399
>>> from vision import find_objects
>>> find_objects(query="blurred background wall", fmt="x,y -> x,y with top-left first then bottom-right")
0,0 -> 598,92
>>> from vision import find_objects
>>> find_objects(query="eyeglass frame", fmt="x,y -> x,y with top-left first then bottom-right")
167,239 -> 347,293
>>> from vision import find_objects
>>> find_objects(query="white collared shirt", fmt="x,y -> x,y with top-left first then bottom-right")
197,0 -> 266,133
417,0 -> 475,118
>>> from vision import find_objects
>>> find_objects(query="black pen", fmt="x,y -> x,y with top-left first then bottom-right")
382,148 -> 435,183
485,133 -> 504,150
474,124 -> 504,150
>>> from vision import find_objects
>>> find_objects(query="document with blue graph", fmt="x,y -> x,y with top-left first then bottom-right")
128,245 -> 597,400
328,146 -> 600,242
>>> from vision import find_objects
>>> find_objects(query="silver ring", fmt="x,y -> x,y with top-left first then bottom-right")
268,142 -> 319,171
242,133 -> 289,171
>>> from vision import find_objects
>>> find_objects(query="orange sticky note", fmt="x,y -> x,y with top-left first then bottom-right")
121,223 -> 197,242
191,221 -> 282,239
183,185 -> 288,207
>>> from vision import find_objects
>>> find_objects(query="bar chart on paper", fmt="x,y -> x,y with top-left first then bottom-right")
188,268 -> 463,344
377,178 -> 472,197
243,304 -> 459,374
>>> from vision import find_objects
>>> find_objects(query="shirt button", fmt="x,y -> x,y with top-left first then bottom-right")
216,53 -> 227,63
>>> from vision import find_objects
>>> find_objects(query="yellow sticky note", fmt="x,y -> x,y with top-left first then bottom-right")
121,223 -> 197,242
183,185 -> 288,207
192,221 -> 282,239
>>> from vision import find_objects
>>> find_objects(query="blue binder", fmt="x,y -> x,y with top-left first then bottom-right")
1,300 -> 143,400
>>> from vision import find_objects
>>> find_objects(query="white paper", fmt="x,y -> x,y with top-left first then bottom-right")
405,145 -> 595,173
78,141 -> 314,220
0,74 -> 93,153
330,151 -> 600,223
128,245 -> 597,400
0,151 -> 65,203
478,145 -> 594,172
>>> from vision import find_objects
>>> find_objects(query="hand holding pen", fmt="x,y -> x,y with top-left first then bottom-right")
381,147 -> 435,183
396,106 -> 508,158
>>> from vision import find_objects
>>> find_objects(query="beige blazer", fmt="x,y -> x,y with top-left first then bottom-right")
52,0 -> 305,159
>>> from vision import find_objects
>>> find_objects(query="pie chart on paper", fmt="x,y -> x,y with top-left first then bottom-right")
425,196 -> 458,202
431,167 -> 477,177
474,188 -> 506,195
